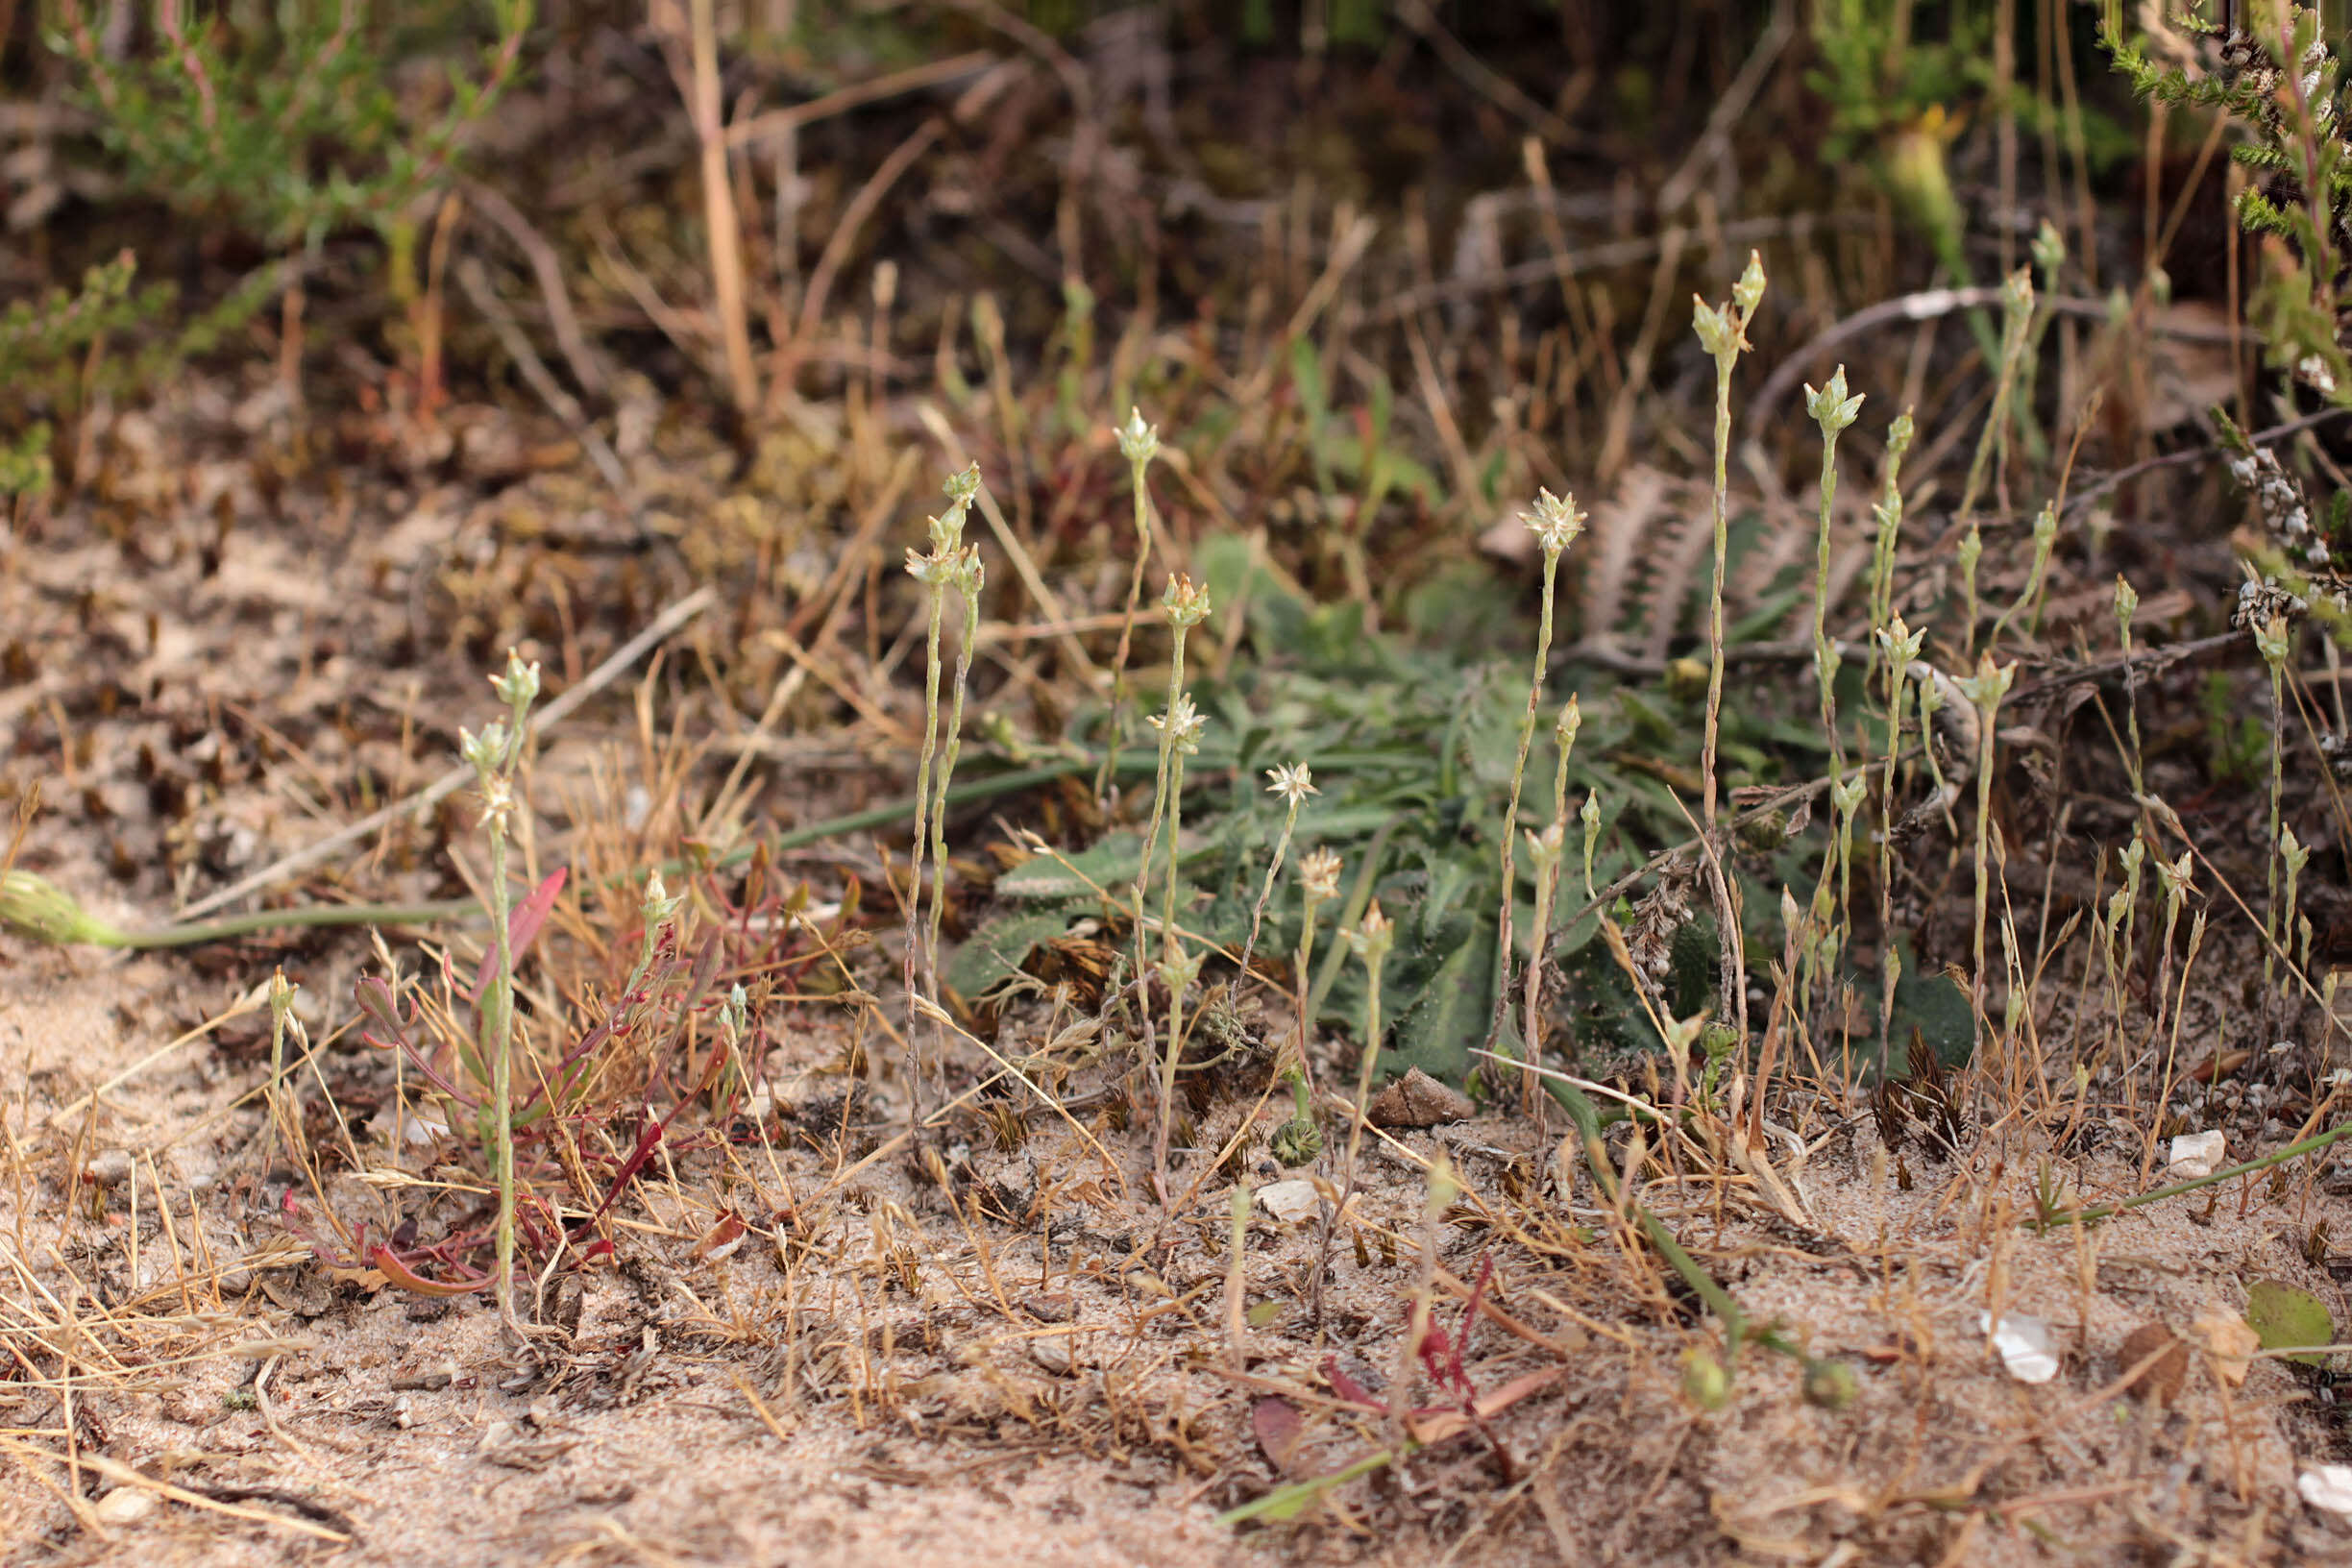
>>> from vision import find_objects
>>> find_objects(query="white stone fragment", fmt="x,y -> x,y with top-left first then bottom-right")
1255,1179 -> 1320,1224
1980,1311 -> 2061,1384
2168,1130 -> 2226,1179
2300,1464 -> 2352,1517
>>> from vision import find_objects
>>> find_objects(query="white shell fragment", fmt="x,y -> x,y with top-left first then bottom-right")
1255,1179 -> 1321,1224
2168,1130 -> 2227,1180
2300,1465 -> 2352,1516
1980,1311 -> 2061,1384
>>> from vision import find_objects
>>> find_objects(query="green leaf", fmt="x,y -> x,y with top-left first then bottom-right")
1386,911 -> 1497,1085
2246,1279 -> 2335,1365
997,834 -> 1144,900
943,911 -> 1072,1002
1218,1448 -> 1401,1528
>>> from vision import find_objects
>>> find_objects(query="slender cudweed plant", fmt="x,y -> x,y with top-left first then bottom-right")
1692,251 -> 1766,1030
2115,576 -> 2147,796
1954,653 -> 2014,1060
1799,363 -> 1863,1034
1956,527 -> 1986,659
1494,490 -> 1586,1045
1803,365 -> 1865,770
1827,771 -> 1868,973
2102,833 -> 2147,1061
2148,849 -> 2194,1066
1579,790 -> 1602,901
1293,847 -> 1341,1095
1139,574 -> 1211,1194
1518,698 -> 1580,1110
1099,408 -> 1161,800
1866,411 -> 1918,682
264,968 -> 297,1174
927,543 -> 987,969
1875,617 -> 1924,1044
1336,901 -> 1396,1213
1132,574 -> 1213,990
1149,691 -> 1208,1187
1522,821 -> 1567,1113
1957,266 -> 2037,659
460,648 -> 538,1338
2284,825 -> 2313,992
1392,1151 -> 1458,1450
1241,763 -> 1317,985
1990,502 -> 2060,646
902,465 -> 981,1130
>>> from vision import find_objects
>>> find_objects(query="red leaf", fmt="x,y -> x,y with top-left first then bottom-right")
368,1244 -> 490,1298
693,1209 -> 748,1263
472,868 -> 569,999
1253,1397 -> 1307,1475
1322,1355 -> 1383,1411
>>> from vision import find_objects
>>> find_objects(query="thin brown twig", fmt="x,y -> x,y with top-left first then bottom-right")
172,586 -> 718,920
770,120 -> 945,408
460,179 -> 609,399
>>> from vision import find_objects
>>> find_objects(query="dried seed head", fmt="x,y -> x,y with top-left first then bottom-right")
1163,573 -> 1212,628
1692,297 -> 1740,362
2255,614 -> 2292,670
477,772 -> 516,826
1147,694 -> 1205,754
1521,489 -> 1587,556
1264,761 -> 1317,806
1300,848 -> 1343,902
904,546 -> 953,586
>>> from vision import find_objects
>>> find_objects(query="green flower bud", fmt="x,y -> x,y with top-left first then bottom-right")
1680,1345 -> 1732,1410
0,870 -> 133,948
1801,1358 -> 1858,1410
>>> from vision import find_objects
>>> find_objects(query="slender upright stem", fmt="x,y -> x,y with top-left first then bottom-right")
484,817 -> 518,1331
